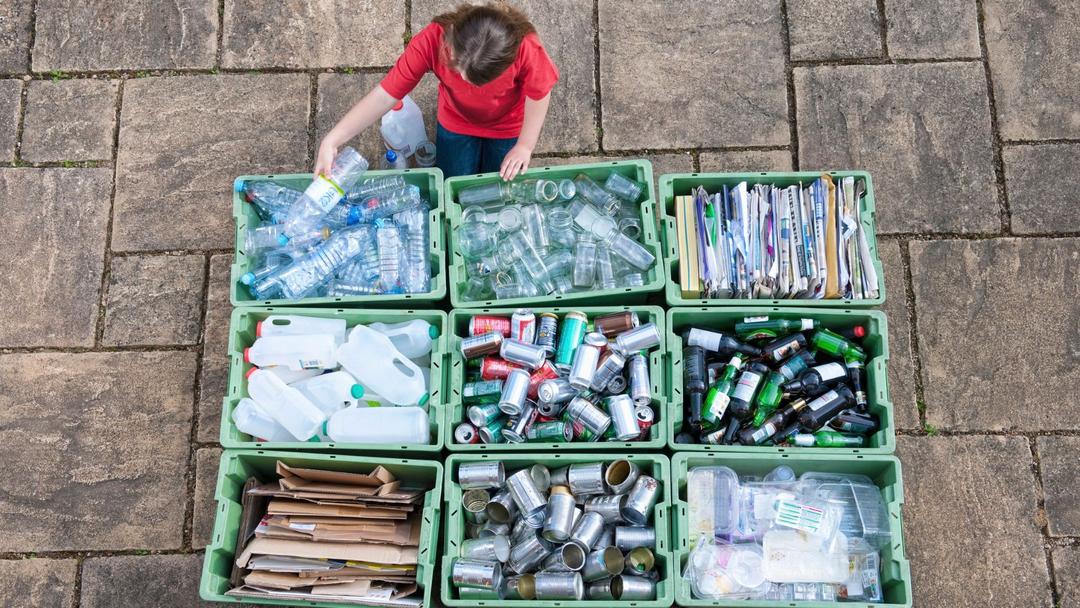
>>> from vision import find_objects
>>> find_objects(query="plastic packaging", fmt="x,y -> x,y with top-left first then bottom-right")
324,406 -> 430,444
257,315 -> 347,345
380,95 -> 427,158
244,334 -> 338,370
382,149 -> 408,170
291,371 -> 363,416
283,146 -> 368,236
687,466 -> 741,537
336,325 -> 428,406
685,540 -> 769,600
368,319 -> 438,359
245,368 -> 326,441
231,397 -> 295,442
414,140 -> 437,167
761,529 -> 849,583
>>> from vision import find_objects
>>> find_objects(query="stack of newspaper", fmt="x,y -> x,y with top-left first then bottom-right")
226,461 -> 428,607
675,175 -> 879,300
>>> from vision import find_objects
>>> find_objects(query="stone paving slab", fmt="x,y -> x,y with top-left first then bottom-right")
317,72 -> 405,166
33,0 -> 218,71
0,168 -> 111,348
1036,436 -> 1080,536
796,62 -> 998,234
599,0 -> 788,150
412,0 -> 598,155
81,553 -> 207,608
911,238 -> 1080,431
103,254 -> 207,346
197,254 -> 233,443
1054,546 -> 1080,608
984,0 -> 1080,140
0,558 -> 77,608
0,351 -> 196,552
885,0 -> 981,59
0,1 -> 32,73
787,0 -> 883,60
898,435 -> 1051,607
112,74 -> 310,252
1003,143 -> 1080,234
193,447 -> 222,549
878,239 -> 919,429
0,79 -> 19,162
21,78 -> 118,163
222,0 -> 404,69
698,150 -> 793,173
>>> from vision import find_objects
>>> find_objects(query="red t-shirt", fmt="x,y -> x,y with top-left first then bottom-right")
380,23 -> 559,139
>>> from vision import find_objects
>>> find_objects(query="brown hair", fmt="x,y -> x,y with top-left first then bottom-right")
433,2 -> 536,85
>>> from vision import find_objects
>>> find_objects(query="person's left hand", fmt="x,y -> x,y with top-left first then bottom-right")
500,143 -> 534,181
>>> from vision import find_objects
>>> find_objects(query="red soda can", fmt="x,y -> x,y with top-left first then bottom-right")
527,361 -> 560,400
511,309 -> 537,343
470,315 -> 511,337
534,414 -> 556,423
454,422 -> 480,444
635,404 -> 655,440
479,357 -> 520,380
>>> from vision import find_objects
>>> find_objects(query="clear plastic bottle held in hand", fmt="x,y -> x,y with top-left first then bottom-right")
284,146 -> 368,236
336,324 -> 428,406
245,368 -> 327,441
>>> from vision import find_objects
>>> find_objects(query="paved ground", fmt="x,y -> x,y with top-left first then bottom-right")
0,0 -> 1077,606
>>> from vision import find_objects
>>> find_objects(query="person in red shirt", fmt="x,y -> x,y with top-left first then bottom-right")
314,2 -> 559,180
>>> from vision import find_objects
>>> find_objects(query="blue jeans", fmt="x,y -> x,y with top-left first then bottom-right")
436,123 -> 518,178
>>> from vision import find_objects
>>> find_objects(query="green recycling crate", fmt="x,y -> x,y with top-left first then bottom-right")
441,453 -> 674,607
666,307 -> 894,454
231,168 -> 447,308
671,452 -> 912,608
658,171 -> 885,308
444,160 -> 665,308
200,449 -> 443,608
444,306 -> 668,451
221,306 -> 447,452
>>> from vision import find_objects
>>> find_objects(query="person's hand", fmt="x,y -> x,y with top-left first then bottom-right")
313,137 -> 339,178
500,143 -> 533,181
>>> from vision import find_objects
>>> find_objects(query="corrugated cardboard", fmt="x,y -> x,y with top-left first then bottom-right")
266,500 -> 410,520
235,537 -> 418,568
277,462 -> 395,487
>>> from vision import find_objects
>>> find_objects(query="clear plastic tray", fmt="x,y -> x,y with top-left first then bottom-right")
687,466 -> 740,538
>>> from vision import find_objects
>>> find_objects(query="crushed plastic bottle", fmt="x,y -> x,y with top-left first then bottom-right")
236,180 -> 301,223
356,185 -> 423,223
251,225 -> 373,300
394,206 -> 431,295
375,220 -> 406,294
283,146 -> 368,236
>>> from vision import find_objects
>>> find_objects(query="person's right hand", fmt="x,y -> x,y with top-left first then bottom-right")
313,137 -> 339,178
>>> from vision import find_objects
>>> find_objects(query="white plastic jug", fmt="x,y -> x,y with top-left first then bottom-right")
263,366 -> 322,385
336,325 -> 428,406
367,319 -> 438,359
380,96 -> 427,158
246,334 -> 338,370
325,406 -> 430,444
291,371 -> 364,416
258,315 -> 347,345
246,368 -> 327,441
231,397 -> 295,442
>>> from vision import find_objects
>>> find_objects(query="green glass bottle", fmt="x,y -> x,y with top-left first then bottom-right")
735,318 -> 818,340
810,328 -> 866,361
751,370 -> 786,427
701,354 -> 745,430
792,430 -> 864,447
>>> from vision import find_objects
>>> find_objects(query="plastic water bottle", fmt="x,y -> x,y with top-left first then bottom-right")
325,406 -> 430,444
251,226 -> 373,300
283,146 -> 368,236
394,206 -> 430,294
336,325 -> 428,406
245,334 -> 338,370
376,220 -> 405,293
240,252 -> 293,286
236,180 -> 301,223
232,397 -> 296,442
323,203 -> 364,227
246,368 -> 327,441
263,366 -> 322,384
367,319 -> 438,358
347,175 -> 407,202
382,149 -> 408,170
357,185 -> 423,223
257,315 -> 347,345
291,371 -> 364,416
246,225 -> 329,255
380,95 -> 427,158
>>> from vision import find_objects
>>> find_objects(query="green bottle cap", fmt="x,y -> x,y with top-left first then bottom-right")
350,384 -> 365,399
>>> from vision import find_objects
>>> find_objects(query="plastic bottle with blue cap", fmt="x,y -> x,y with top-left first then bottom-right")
282,146 -> 368,237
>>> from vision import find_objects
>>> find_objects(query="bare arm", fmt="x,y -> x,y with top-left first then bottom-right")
500,92 -> 552,181
314,85 -> 400,177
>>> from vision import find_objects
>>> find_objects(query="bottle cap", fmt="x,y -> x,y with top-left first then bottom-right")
392,100 -> 404,111
350,385 -> 365,399
233,179 -> 245,193
276,234 -> 289,246
386,150 -> 397,161
244,347 -> 252,363
240,272 -> 255,286
245,366 -> 258,380
255,321 -> 263,337
428,326 -> 439,340
418,392 -> 429,407
853,325 -> 866,338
